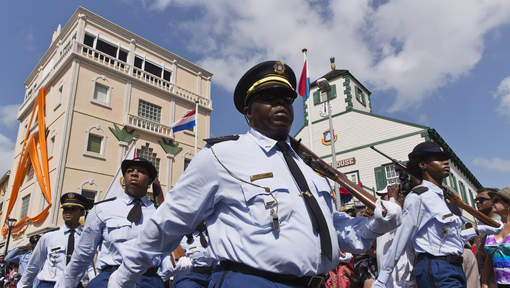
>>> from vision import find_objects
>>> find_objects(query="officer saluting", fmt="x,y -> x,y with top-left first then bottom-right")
61,157 -> 164,288
108,61 -> 401,288
373,142 -> 503,288
19,192 -> 93,288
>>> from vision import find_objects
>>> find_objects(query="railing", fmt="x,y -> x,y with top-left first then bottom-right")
127,114 -> 173,138
132,66 -> 173,91
79,43 -> 131,74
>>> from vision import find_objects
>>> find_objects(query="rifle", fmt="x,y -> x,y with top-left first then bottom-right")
289,137 -> 376,210
370,146 -> 411,195
152,180 -> 186,265
369,146 -> 499,227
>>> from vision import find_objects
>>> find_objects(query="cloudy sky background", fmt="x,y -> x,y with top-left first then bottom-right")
1,0 -> 509,188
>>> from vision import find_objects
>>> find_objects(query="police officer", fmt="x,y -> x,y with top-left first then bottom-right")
61,157 -> 164,288
19,192 -> 93,288
373,141 -> 503,288
4,234 -> 40,276
108,60 -> 402,288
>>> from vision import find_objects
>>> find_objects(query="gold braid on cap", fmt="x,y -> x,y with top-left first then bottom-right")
244,75 -> 293,104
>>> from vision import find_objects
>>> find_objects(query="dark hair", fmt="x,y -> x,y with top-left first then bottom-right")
407,158 -> 423,179
477,187 -> 498,194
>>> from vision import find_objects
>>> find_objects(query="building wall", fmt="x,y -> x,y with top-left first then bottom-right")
2,7 -> 213,245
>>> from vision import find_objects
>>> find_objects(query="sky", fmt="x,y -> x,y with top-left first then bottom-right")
1,0 -> 509,188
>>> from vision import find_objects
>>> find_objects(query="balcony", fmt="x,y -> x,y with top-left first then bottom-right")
127,114 -> 173,139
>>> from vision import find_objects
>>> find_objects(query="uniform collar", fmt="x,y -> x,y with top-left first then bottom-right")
63,223 -> 82,234
248,128 -> 291,153
420,179 -> 444,196
121,191 -> 151,207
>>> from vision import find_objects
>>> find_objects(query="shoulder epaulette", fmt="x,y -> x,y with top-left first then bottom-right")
43,227 -> 60,234
411,186 -> 428,195
204,135 -> 239,146
93,197 -> 116,206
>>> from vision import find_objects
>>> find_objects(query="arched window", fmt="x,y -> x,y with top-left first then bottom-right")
91,75 -> 112,107
80,179 -> 101,202
84,125 -> 107,159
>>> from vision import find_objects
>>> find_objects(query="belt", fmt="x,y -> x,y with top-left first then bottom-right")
102,265 -> 159,276
416,253 -> 463,266
220,261 -> 327,288
193,266 -> 214,274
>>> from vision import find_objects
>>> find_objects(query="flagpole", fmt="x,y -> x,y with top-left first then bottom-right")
194,101 -> 198,155
302,48 -> 314,150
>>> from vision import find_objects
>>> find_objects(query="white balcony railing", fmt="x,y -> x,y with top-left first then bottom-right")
127,114 -> 173,138
80,44 -> 131,74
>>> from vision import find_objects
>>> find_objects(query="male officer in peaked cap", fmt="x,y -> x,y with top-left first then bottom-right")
373,141 -> 503,288
61,157 -> 165,288
108,60 -> 402,288
19,192 -> 93,287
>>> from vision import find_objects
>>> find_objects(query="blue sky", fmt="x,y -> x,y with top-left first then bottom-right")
1,0 -> 509,188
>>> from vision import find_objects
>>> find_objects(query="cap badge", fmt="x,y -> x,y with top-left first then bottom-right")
68,193 -> 75,199
273,61 -> 285,74
440,146 -> 444,152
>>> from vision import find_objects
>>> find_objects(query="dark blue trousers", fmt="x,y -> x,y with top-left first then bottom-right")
208,271 -> 304,288
37,281 -> 55,288
414,256 -> 466,288
173,271 -> 211,288
88,271 -> 164,288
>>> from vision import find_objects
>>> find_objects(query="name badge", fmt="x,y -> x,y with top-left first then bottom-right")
250,172 -> 273,182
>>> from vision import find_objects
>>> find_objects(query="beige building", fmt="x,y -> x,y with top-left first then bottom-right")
2,7 -> 212,245
295,65 -> 481,222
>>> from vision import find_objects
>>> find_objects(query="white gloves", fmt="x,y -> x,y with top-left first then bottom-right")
338,252 -> 353,263
477,222 -> 504,235
173,256 -> 193,275
366,199 -> 402,236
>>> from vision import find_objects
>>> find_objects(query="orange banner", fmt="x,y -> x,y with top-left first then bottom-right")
2,88 -> 52,236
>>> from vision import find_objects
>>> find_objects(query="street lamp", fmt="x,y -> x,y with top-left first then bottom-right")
317,78 -> 341,211
3,218 -> 17,257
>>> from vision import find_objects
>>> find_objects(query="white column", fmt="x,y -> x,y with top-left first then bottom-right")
166,154 -> 174,189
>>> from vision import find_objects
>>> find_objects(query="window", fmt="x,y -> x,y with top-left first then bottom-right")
20,194 -> 31,219
137,143 -> 160,172
26,165 -> 34,181
355,86 -> 366,106
138,100 -> 161,123
133,56 -> 172,82
345,171 -> 359,184
83,33 -> 128,65
81,189 -> 97,202
48,135 -> 55,158
313,84 -> 337,105
449,174 -> 458,192
84,34 -> 95,47
184,158 -> 192,171
95,39 -> 117,58
55,85 -> 63,109
87,133 -> 103,154
385,164 -> 400,185
93,82 -> 109,105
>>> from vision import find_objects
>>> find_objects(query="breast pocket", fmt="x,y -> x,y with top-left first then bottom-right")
48,246 -> 65,267
431,213 -> 462,240
105,218 -> 132,244
312,177 -> 334,213
241,180 -> 294,228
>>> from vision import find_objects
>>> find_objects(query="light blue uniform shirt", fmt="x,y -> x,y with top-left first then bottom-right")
181,232 -> 216,268
4,247 -> 32,275
377,179 -> 476,284
61,192 -> 156,287
18,225 -> 84,287
113,129 -> 380,286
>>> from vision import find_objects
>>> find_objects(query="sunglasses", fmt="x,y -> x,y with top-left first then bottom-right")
474,197 -> 491,202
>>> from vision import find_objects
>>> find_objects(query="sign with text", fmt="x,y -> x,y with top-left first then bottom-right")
330,157 -> 356,168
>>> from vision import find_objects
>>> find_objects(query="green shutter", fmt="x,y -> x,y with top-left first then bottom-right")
328,84 -> 337,100
459,182 -> 467,202
313,90 -> 320,105
449,174 -> 458,192
374,166 -> 387,191
468,189 -> 474,207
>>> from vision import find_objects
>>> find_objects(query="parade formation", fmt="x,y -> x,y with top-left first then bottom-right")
1,6 -> 509,288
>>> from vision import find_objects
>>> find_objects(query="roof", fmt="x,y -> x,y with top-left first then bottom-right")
310,69 -> 371,95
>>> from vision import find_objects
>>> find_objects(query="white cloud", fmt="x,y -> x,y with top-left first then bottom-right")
0,133 -> 15,175
0,104 -> 19,127
494,76 -> 510,117
473,157 -> 510,173
142,0 -> 510,111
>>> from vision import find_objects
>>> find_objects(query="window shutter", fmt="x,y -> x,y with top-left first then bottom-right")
313,90 -> 320,105
328,84 -> 337,100
374,166 -> 387,191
